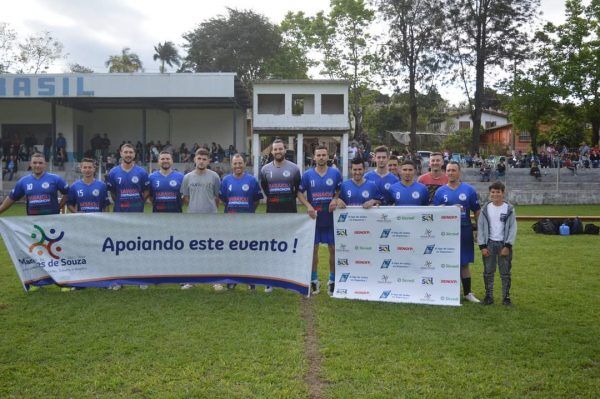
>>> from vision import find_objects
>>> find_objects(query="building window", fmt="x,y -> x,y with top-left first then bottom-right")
519,130 -> 531,141
459,121 -> 471,130
292,94 -> 315,115
321,94 -> 344,114
485,121 -> 497,128
257,94 -> 285,115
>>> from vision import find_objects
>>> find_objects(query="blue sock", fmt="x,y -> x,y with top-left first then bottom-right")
329,272 -> 335,282
311,271 -> 318,281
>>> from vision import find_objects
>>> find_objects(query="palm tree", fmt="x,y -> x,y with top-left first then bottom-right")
153,41 -> 181,73
105,48 -> 143,73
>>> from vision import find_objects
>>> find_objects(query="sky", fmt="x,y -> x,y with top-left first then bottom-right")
3,0 -> 571,103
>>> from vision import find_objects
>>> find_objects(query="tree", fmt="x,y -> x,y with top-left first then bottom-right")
153,41 -> 181,73
377,0 -> 445,152
312,0 -> 382,140
0,22 -> 17,73
105,47 -> 143,73
16,31 -> 65,73
446,0 -> 540,153
69,63 -> 93,73
541,0 -> 600,145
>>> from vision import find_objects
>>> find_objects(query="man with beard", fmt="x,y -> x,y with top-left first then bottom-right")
297,145 -> 342,296
148,151 -> 184,213
67,158 -> 110,213
337,158 -> 382,208
384,160 -> 428,206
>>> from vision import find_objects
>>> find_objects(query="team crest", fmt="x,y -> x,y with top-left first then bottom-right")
283,170 -> 291,177
412,191 -> 420,199
41,182 -> 50,189
169,180 -> 177,187
361,190 -> 370,198
92,189 -> 100,196
384,183 -> 391,190
459,193 -> 467,201
132,176 -> 139,183
326,178 -> 334,186
242,184 -> 250,191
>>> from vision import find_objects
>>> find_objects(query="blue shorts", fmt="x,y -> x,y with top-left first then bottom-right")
315,226 -> 335,245
460,223 -> 475,266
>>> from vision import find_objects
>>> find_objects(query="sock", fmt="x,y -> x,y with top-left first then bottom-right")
311,271 -> 318,281
462,277 -> 471,296
329,272 -> 335,282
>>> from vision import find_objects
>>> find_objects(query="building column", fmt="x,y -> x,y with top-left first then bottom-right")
342,131 -> 349,180
297,133 -> 304,174
252,133 -> 260,178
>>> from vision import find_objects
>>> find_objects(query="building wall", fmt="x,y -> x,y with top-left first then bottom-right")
448,112 -> 509,132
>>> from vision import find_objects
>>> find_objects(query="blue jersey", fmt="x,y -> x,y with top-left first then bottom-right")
365,171 -> 399,204
106,165 -> 149,212
10,172 -> 68,215
67,179 -> 110,213
433,183 -> 481,225
339,179 -> 382,206
149,170 -> 184,213
299,167 -> 342,227
219,173 -> 263,213
385,181 -> 429,206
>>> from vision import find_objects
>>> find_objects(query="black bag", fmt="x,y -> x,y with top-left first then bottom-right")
584,223 -> 600,235
532,218 -> 557,235
565,217 -> 584,235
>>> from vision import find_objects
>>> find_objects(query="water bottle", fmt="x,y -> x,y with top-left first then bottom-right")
559,223 -> 570,236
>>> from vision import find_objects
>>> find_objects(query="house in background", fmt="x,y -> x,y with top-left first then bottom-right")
446,109 -> 509,132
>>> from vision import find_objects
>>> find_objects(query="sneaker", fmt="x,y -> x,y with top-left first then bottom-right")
464,292 -> 480,303
60,287 -> 75,292
139,285 -> 149,290
110,284 -> 122,291
327,280 -> 335,296
180,283 -> 194,290
310,280 -> 321,295
28,285 -> 40,292
213,284 -> 225,291
502,297 -> 513,306
226,283 -> 237,290
482,295 -> 494,305
248,284 -> 256,291
264,286 -> 273,293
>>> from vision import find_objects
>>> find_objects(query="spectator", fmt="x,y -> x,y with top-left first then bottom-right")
101,134 -> 111,158
56,133 -> 67,162
495,159 -> 506,179
530,162 -> 542,181
590,150 -> 599,168
480,162 -> 492,182
563,157 -> 577,175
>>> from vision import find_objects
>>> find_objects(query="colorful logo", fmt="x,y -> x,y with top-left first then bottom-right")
338,213 -> 348,222
29,225 -> 64,259
380,229 -> 391,238
424,244 -> 435,254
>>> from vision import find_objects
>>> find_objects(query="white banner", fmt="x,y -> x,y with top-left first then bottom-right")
0,213 -> 315,295
333,207 -> 461,306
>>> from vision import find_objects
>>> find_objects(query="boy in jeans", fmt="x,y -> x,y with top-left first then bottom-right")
477,182 -> 517,306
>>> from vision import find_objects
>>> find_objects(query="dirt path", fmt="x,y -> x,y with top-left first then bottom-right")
300,296 -> 325,399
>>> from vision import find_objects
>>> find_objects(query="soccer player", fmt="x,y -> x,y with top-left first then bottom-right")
387,155 -> 400,179
433,161 -> 481,303
259,139 -> 302,293
106,143 -> 150,290
0,153 -> 69,291
477,181 -> 517,306
364,145 -> 399,202
219,153 -> 263,290
384,160 -> 428,206
297,145 -> 342,296
181,147 -> 221,290
148,151 -> 184,213
337,158 -> 382,208
67,158 -> 110,213
418,152 -> 448,204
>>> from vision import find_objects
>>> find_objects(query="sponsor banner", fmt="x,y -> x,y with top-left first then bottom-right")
0,213 -> 315,295
334,206 -> 461,306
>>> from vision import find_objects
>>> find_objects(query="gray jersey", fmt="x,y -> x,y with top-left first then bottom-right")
260,160 -> 301,213
181,169 -> 221,213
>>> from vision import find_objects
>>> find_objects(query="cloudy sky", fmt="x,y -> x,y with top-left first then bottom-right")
3,0 -> 570,101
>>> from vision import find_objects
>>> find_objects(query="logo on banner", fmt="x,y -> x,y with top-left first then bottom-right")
441,215 -> 458,220
420,229 -> 435,238
339,273 -> 350,282
441,279 -> 458,284
336,289 -> 347,294
378,275 -> 391,284
441,296 -> 459,302
354,245 -> 372,251
338,213 -> 348,222
336,229 -> 348,236
377,213 -> 391,223
421,261 -> 434,270
396,215 -> 416,221
397,277 -> 415,283
337,258 -> 349,266
441,231 -> 459,237
354,290 -> 370,295
380,229 -> 391,238
29,224 -> 64,259
380,259 -> 392,268
421,277 -> 434,285
421,213 -> 434,222
353,230 -> 370,235
380,290 -> 391,299
441,263 -> 459,269
378,244 -> 390,252
420,292 -> 434,302
424,244 -> 435,254
397,246 -> 414,252
337,244 -> 349,252
354,260 -> 371,265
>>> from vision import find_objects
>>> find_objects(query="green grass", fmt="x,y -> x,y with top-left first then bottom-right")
0,205 -> 598,397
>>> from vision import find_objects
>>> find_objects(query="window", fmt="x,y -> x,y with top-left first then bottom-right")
459,121 -> 471,130
257,94 -> 285,115
292,94 -> 315,115
321,94 -> 344,114
519,130 -> 531,141
485,121 -> 497,128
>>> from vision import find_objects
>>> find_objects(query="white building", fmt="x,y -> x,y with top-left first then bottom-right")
252,79 -> 350,177
444,109 -> 509,132
0,73 -> 249,162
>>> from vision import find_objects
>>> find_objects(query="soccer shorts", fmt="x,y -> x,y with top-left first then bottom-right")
460,223 -> 475,266
315,226 -> 335,245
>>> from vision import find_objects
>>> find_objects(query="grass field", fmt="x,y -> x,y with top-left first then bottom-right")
0,205 -> 598,398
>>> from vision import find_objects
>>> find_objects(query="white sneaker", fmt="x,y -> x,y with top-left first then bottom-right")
310,280 -> 321,295
327,280 -> 335,296
110,284 -> 122,291
139,285 -> 148,290
180,283 -> 194,290
213,284 -> 225,291
464,292 -> 481,303
264,286 -> 273,293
